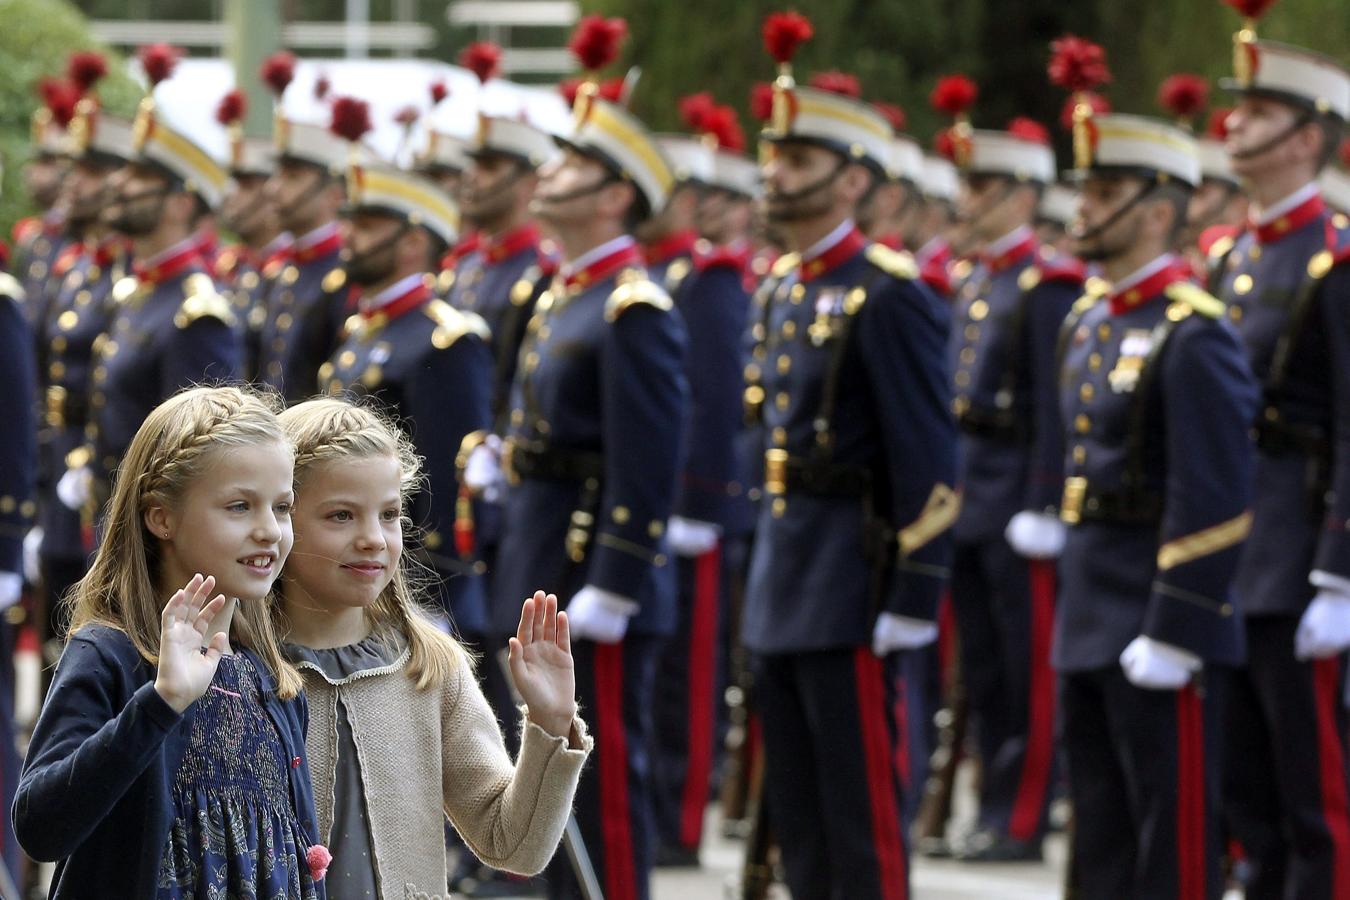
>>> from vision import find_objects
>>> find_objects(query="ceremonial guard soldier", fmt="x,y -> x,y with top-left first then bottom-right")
741,14 -> 957,898
489,69 -> 690,899
860,115 -> 927,254
1207,16 -> 1350,898
943,108 -> 1083,861
912,154 -> 962,297
1182,110 -> 1248,272
649,101 -> 755,865
0,259 -> 36,885
1034,182 -> 1079,255
255,60 -> 354,401
640,130 -> 704,293
55,69 -> 240,527
1052,88 -> 1257,896
31,104 -> 132,659
320,153 -> 494,639
213,89 -> 291,343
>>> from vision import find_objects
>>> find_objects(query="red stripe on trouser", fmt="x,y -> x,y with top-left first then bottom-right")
1175,684 -> 1205,900
1008,559 -> 1057,841
1313,658 -> 1350,900
594,644 -> 637,900
853,649 -> 909,900
679,544 -> 722,849
937,590 -> 955,695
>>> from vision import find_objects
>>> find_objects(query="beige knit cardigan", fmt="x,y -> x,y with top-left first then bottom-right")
296,643 -> 592,899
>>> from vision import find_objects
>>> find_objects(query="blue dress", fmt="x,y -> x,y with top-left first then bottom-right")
157,652 -> 319,899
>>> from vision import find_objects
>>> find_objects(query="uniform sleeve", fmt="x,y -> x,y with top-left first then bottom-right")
408,336 -> 494,585
1021,281 -> 1079,513
673,266 -> 749,525
440,657 -> 591,875
14,633 -> 182,862
1142,319 -> 1259,655
0,296 -> 37,573
1313,263 -> 1350,579
164,315 -> 242,392
588,303 -> 690,600
858,277 -> 958,622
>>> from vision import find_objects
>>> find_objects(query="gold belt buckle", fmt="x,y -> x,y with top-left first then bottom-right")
501,438 -> 520,487
46,386 -> 67,427
1061,476 -> 1088,525
764,449 -> 788,496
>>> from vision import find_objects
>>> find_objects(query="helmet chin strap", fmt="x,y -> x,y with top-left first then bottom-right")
1227,111 -> 1314,161
767,156 -> 848,204
1071,180 -> 1158,243
535,175 -> 618,206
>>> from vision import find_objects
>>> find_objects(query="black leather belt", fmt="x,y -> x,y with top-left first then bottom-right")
764,450 -> 873,498
1060,476 -> 1163,526
956,406 -> 1025,442
503,440 -> 603,485
1254,416 -> 1328,459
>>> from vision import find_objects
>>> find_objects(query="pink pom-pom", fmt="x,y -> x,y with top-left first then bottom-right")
306,845 -> 332,881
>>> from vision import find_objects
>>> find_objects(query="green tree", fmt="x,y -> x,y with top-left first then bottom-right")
1,0 -> 144,236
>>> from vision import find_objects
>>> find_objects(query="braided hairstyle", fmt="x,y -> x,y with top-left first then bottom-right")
276,396 -> 466,690
66,384 -> 305,699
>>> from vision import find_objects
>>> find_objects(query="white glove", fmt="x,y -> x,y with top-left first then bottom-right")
0,572 -> 20,612
57,465 -> 92,512
871,611 -> 939,656
1119,635 -> 1201,690
463,436 -> 505,503
1005,510 -> 1067,559
1295,576 -> 1350,660
666,516 -> 721,557
566,585 -> 638,644
23,527 -> 43,585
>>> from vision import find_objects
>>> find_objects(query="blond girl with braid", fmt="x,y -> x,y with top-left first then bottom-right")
14,386 -> 329,900
275,396 -> 590,898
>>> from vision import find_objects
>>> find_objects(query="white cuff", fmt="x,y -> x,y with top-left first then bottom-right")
0,572 -> 22,611
1004,510 -> 1067,559
1310,570 -> 1350,599
872,612 -> 938,655
666,516 -> 722,556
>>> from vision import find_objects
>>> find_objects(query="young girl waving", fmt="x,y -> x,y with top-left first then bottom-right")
276,397 -> 590,898
15,386 -> 327,899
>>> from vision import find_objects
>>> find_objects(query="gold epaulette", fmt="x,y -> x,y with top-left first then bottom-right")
174,274 -> 237,329
605,278 -> 674,323
1164,281 -> 1225,320
437,268 -> 456,295
770,252 -> 800,279
424,299 -> 491,349
864,244 -> 919,281
1070,292 -> 1100,317
1207,234 -> 1236,261
0,272 -> 24,302
322,268 -> 347,293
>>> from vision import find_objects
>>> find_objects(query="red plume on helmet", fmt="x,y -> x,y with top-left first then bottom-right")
460,41 -> 502,84
1222,0 -> 1279,19
260,51 -> 296,98
138,44 -> 182,88
598,78 -> 625,102
214,89 -> 247,126
761,11 -> 813,64
873,102 -> 907,133
1206,107 -> 1233,140
1048,35 -> 1111,93
679,92 -> 716,131
65,51 -> 108,95
750,82 -> 775,122
329,96 -> 372,143
429,80 -> 448,106
568,15 -> 627,71
933,130 -> 956,162
704,105 -> 746,153
1158,73 -> 1209,127
930,75 -> 978,117
1058,92 -> 1111,132
1007,117 -> 1050,145
809,71 -> 861,98
38,78 -> 81,127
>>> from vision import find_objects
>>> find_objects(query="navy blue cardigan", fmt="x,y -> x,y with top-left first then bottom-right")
14,625 -> 325,898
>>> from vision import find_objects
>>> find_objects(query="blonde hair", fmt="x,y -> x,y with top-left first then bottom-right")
276,396 -> 466,690
66,384 -> 306,699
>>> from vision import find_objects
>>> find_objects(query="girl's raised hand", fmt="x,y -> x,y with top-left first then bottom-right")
508,591 -> 578,739
154,574 -> 230,714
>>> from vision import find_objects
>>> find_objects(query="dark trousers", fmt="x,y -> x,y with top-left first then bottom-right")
548,637 -> 662,900
949,538 -> 1057,841
1221,615 -> 1350,900
651,546 -> 724,853
1060,667 -> 1225,900
755,648 -> 910,900
890,644 -> 936,833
